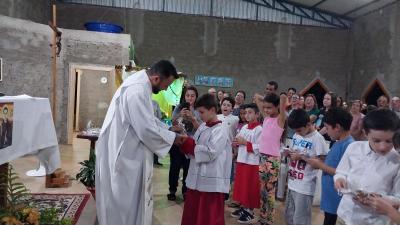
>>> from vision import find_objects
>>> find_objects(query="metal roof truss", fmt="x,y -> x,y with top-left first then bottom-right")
243,0 -> 352,29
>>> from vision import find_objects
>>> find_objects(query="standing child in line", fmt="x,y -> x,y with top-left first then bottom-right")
285,109 -> 329,225
218,97 -> 240,144
228,104 -> 249,208
334,109 -> 400,225
305,108 -> 354,225
367,130 -> 400,224
217,96 -> 239,201
254,93 -> 288,225
230,103 -> 263,223
180,94 -> 232,225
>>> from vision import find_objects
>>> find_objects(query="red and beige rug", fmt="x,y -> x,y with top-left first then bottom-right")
31,193 -> 90,225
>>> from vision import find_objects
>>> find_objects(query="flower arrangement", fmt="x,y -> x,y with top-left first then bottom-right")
0,165 -> 72,225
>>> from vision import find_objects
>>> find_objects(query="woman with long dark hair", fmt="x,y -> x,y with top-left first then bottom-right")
167,86 -> 201,201
317,92 -> 338,143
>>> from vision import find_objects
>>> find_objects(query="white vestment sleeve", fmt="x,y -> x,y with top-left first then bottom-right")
124,86 -> 176,157
194,127 -> 227,163
251,126 -> 262,155
334,143 -> 353,182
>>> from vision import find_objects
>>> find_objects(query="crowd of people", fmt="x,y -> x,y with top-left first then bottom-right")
94,60 -> 400,225
167,79 -> 400,225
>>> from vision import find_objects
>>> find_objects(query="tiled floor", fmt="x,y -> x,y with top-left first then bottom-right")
10,137 -> 324,225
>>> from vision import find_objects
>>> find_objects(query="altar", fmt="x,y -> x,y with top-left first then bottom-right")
0,95 -> 61,205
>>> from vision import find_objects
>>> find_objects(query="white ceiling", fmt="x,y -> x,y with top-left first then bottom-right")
290,0 -> 397,18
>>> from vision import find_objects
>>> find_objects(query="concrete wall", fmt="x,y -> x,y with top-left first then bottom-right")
78,69 -> 114,131
0,15 -> 130,143
56,3 -> 352,101
0,0 -> 50,24
350,2 -> 400,99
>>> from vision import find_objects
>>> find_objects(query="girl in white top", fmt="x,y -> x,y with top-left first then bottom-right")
334,109 -> 400,225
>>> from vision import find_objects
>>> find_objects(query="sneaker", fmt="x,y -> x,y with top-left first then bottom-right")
167,193 -> 176,201
237,210 -> 255,224
230,207 -> 244,218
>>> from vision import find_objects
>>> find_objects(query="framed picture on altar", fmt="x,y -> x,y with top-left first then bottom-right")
0,102 -> 13,150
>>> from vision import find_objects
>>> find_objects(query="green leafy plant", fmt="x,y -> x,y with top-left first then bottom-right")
40,208 -> 72,225
76,152 -> 95,188
0,165 -> 73,225
0,165 -> 30,214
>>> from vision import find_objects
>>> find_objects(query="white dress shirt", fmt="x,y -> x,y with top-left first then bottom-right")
334,141 -> 400,225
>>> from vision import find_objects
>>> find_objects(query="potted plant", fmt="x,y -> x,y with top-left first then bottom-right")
76,152 -> 96,199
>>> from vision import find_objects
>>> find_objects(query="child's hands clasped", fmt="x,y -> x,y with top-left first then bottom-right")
232,136 -> 247,146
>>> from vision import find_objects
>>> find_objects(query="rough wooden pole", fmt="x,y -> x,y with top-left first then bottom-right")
0,163 -> 8,208
51,4 -> 57,121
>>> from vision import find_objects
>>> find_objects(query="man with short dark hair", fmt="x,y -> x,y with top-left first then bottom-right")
266,81 -> 278,95
96,60 -> 187,225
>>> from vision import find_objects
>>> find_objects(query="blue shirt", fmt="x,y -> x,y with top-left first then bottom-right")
320,135 -> 354,214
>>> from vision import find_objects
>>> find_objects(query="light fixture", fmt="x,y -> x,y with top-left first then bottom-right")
100,76 -> 108,84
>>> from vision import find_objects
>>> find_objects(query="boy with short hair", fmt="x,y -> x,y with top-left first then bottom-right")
218,97 -> 239,142
217,96 -> 239,201
334,109 -> 400,225
305,108 -> 354,225
231,103 -> 262,223
285,109 -> 329,225
180,94 -> 232,225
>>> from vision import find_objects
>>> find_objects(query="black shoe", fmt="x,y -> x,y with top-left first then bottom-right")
154,161 -> 163,166
237,209 -> 255,224
167,193 -> 176,201
231,207 -> 244,218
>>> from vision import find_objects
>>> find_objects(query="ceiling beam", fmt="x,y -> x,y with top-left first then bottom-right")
243,0 -> 352,28
342,0 -> 383,16
311,0 -> 329,8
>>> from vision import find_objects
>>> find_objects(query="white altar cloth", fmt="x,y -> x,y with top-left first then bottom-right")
0,95 -> 60,174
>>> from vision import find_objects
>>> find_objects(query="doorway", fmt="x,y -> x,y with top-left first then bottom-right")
300,78 -> 329,108
67,64 -> 116,144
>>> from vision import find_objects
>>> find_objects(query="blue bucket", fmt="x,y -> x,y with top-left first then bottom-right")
84,22 -> 123,33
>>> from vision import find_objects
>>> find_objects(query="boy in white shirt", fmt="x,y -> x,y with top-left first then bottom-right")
180,94 -> 232,225
285,109 -> 329,225
334,109 -> 400,225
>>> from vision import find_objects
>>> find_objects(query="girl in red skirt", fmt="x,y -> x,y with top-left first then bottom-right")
231,103 -> 262,224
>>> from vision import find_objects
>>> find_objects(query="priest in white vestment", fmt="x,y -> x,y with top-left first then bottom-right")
96,60 -> 186,225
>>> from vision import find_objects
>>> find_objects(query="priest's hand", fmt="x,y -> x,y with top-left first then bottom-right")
170,125 -> 184,133
174,134 -> 188,146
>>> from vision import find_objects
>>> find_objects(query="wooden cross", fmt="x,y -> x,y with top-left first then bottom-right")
48,4 -> 62,122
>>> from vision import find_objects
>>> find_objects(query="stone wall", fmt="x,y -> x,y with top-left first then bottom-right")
0,15 -> 130,143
